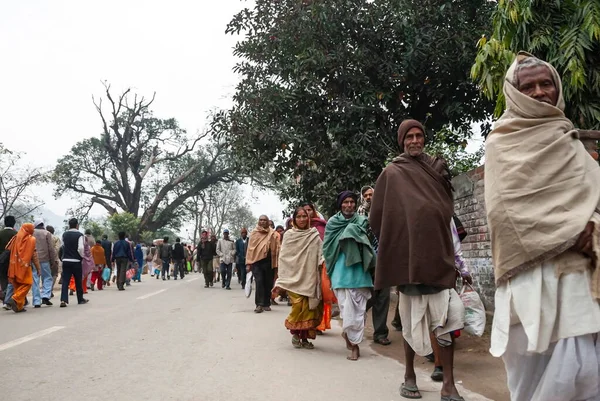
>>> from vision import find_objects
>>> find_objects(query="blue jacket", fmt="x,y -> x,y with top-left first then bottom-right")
112,240 -> 133,262
235,237 -> 248,265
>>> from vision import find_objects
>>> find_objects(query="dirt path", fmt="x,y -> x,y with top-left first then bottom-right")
362,294 -> 510,401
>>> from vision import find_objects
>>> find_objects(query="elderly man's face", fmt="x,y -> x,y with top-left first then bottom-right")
404,128 -> 425,157
516,65 -> 558,106
363,188 -> 374,204
341,197 -> 356,218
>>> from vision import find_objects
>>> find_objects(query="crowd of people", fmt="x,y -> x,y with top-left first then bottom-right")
1,54 -> 599,401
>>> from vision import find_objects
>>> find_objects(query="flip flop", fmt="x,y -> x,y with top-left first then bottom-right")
440,396 -> 465,401
400,383 -> 422,399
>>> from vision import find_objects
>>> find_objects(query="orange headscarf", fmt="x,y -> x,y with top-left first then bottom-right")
6,223 -> 37,282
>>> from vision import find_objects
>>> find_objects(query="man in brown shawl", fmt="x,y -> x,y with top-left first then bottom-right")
370,119 -> 469,401
486,52 -> 600,401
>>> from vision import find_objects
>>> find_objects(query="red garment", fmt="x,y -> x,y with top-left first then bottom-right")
90,271 -> 104,290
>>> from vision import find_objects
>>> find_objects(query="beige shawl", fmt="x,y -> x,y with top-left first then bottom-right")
245,226 -> 280,267
276,227 -> 323,309
485,52 -> 600,285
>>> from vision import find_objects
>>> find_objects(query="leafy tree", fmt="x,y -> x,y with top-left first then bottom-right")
107,212 -> 140,239
0,143 -> 47,221
82,217 -> 110,241
52,83 -> 239,234
471,0 -> 600,128
215,0 -> 494,214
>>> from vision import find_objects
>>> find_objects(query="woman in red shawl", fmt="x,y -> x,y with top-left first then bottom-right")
6,223 -> 40,313
302,203 -> 335,333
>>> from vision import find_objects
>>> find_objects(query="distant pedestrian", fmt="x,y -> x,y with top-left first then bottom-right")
158,237 -> 172,281
197,230 -> 217,287
5,223 -> 41,313
60,218 -> 88,307
216,229 -> 236,290
90,240 -> 106,290
32,219 -> 57,307
246,215 -> 280,313
235,228 -> 249,289
211,234 -> 220,283
134,244 -> 144,282
172,238 -> 186,280
46,225 -> 61,296
112,231 -> 134,290
1,216 -> 18,307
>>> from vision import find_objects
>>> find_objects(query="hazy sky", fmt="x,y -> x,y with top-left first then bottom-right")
0,0 -> 288,229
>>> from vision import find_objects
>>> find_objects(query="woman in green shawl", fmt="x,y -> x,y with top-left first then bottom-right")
274,206 -> 324,349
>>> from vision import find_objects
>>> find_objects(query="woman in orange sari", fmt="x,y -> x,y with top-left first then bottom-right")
5,223 -> 40,313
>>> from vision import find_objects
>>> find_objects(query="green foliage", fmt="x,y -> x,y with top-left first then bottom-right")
107,212 -> 140,239
226,204 -> 257,238
217,0 -> 494,214
426,126 -> 484,177
82,217 -> 110,241
472,0 -> 600,128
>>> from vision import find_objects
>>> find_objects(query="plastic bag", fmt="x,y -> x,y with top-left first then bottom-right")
102,267 -> 111,282
459,284 -> 486,337
126,268 -> 135,280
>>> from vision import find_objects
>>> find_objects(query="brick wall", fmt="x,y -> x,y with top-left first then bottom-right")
452,166 -> 496,311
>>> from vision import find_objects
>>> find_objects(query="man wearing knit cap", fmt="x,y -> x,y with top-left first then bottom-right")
323,190 -> 376,361
370,119 -> 470,400
33,218 -> 57,307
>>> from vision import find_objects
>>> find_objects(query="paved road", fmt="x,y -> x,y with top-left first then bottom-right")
0,274 -> 492,401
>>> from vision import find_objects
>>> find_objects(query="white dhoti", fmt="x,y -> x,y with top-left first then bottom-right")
334,288 -> 371,345
398,288 -> 465,356
491,256 -> 600,401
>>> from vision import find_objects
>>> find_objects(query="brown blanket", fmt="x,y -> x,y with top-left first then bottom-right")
370,153 -> 456,290
485,52 -> 600,284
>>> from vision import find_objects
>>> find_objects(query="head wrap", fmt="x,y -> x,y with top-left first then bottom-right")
397,119 -> 425,151
337,190 -> 358,209
34,218 -> 44,228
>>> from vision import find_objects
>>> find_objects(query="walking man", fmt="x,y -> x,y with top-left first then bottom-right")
46,225 -> 61,296
33,219 -> 57,307
197,230 -> 216,287
323,191 -> 375,361
370,119 -> 468,400
112,231 -> 133,290
235,228 -> 249,289
172,238 -> 186,280
357,186 -> 391,346
485,53 -> 600,400
60,218 -> 88,307
217,229 -> 236,290
158,237 -> 172,280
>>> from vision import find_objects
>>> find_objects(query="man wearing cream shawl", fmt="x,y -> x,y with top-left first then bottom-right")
275,206 -> 324,349
485,52 -> 600,401
246,215 -> 280,314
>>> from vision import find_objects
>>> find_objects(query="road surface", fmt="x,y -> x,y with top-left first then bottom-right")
0,274 -> 492,401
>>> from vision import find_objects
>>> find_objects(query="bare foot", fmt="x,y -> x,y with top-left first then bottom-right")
347,345 -> 360,361
342,332 -> 352,350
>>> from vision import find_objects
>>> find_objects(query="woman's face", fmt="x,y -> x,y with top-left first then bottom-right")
303,205 -> 315,218
295,209 -> 309,230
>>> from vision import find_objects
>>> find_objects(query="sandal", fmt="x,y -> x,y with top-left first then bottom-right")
292,335 -> 302,348
374,337 -> 392,346
431,366 -> 443,382
301,340 -> 314,349
400,383 -> 422,399
440,397 -> 465,401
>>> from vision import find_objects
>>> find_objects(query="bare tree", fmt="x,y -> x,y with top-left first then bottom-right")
0,144 -> 47,221
52,83 -> 239,235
